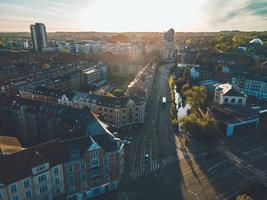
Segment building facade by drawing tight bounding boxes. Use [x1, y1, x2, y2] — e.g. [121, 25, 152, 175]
[0, 96, 108, 146]
[58, 92, 145, 129]
[82, 65, 107, 88]
[0, 134, 124, 200]
[0, 140, 65, 200]
[231, 75, 267, 100]
[61, 135, 124, 200]
[127, 61, 158, 100]
[214, 83, 247, 105]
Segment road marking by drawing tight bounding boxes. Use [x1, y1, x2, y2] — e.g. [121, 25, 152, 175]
[207, 160, 227, 172]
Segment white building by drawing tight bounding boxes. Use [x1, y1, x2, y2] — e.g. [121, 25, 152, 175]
[214, 83, 247, 105]
[82, 65, 107, 87]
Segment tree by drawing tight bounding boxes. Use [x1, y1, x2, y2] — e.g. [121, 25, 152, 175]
[59, 47, 70, 53]
[105, 92, 116, 97]
[183, 66, 191, 84]
[183, 86, 207, 111]
[111, 89, 125, 97]
[236, 194, 253, 200]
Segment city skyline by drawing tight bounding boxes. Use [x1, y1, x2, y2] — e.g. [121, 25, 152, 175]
[0, 0, 267, 32]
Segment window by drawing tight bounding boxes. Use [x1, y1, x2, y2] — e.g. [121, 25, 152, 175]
[39, 185, 48, 194]
[80, 162, 85, 170]
[12, 196, 19, 200]
[10, 184, 17, 193]
[90, 151, 98, 158]
[231, 98, 236, 104]
[104, 155, 109, 165]
[91, 158, 99, 168]
[24, 179, 30, 188]
[68, 185, 75, 193]
[104, 175, 109, 182]
[224, 98, 228, 103]
[53, 167, 59, 175]
[238, 99, 243, 104]
[56, 188, 61, 195]
[70, 149, 80, 160]
[37, 165, 45, 172]
[104, 166, 109, 175]
[38, 174, 47, 183]
[80, 172, 86, 181]
[91, 168, 99, 177]
[25, 190, 32, 199]
[40, 195, 49, 200]
[67, 166, 73, 173]
[68, 175, 74, 184]
[55, 177, 60, 185]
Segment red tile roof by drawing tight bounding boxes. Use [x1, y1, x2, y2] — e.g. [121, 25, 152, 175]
[0, 139, 64, 185]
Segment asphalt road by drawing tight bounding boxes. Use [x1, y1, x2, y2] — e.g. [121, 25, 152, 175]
[118, 64, 267, 200]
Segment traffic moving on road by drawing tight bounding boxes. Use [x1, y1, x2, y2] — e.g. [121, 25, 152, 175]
[119, 63, 267, 200]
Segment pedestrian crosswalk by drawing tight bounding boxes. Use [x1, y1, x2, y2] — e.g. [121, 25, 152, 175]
[117, 192, 138, 200]
[130, 150, 190, 180]
[223, 149, 267, 183]
[245, 164, 267, 181]
[224, 151, 243, 165]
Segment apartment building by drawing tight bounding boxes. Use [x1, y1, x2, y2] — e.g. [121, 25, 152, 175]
[58, 92, 145, 129]
[19, 86, 64, 104]
[108, 64, 142, 78]
[231, 74, 267, 100]
[0, 96, 108, 146]
[0, 133, 124, 200]
[61, 134, 124, 199]
[82, 65, 107, 88]
[0, 140, 65, 200]
[127, 61, 158, 100]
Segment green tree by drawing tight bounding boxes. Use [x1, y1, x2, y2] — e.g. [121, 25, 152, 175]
[59, 47, 70, 53]
[236, 194, 253, 200]
[183, 66, 191, 84]
[111, 89, 125, 97]
[183, 86, 207, 111]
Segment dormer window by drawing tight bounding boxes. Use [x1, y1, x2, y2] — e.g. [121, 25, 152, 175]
[70, 149, 80, 160]
[37, 164, 46, 172]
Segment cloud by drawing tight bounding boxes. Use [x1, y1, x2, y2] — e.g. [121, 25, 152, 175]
[0, 1, 85, 31]
[205, 0, 267, 27]
[245, 0, 267, 16]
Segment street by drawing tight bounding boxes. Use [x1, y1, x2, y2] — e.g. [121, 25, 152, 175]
[119, 64, 267, 200]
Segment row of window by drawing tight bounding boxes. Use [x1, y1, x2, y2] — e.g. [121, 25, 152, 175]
[0, 189, 32, 200]
[67, 165, 109, 184]
[8, 166, 60, 196]
[224, 98, 243, 104]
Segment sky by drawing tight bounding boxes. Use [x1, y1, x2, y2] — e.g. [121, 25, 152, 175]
[0, 0, 267, 32]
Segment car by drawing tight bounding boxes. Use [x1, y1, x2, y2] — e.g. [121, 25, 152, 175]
[122, 140, 131, 145]
[145, 154, 150, 162]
